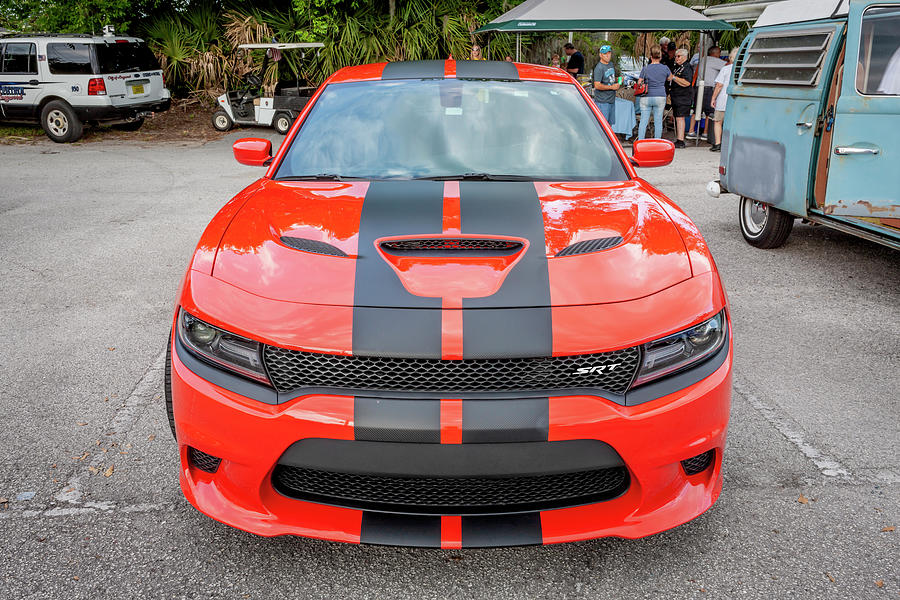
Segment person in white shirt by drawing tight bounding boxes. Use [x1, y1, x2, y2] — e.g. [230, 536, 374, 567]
[709, 48, 738, 152]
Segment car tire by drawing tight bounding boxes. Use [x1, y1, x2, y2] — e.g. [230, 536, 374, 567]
[40, 100, 84, 143]
[739, 196, 794, 249]
[212, 110, 233, 132]
[164, 332, 177, 440]
[112, 118, 145, 132]
[273, 111, 293, 135]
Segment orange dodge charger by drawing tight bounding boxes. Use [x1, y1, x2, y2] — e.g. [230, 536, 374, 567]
[166, 59, 732, 547]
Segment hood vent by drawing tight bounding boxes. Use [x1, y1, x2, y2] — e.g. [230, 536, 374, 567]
[381, 238, 522, 254]
[556, 236, 624, 257]
[280, 236, 348, 257]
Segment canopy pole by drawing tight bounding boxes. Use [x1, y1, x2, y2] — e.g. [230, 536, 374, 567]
[694, 32, 709, 147]
[568, 31, 573, 43]
[516, 33, 521, 62]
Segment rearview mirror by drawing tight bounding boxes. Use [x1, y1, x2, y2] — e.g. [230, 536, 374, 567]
[233, 138, 272, 167]
[632, 139, 674, 168]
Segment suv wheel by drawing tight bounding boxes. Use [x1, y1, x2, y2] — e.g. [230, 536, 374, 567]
[739, 196, 794, 249]
[273, 111, 293, 135]
[212, 109, 233, 132]
[112, 118, 145, 132]
[41, 100, 84, 143]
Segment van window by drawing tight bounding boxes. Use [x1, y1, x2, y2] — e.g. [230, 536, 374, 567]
[1, 42, 37, 74]
[739, 29, 833, 85]
[94, 41, 160, 74]
[856, 5, 900, 95]
[47, 43, 94, 75]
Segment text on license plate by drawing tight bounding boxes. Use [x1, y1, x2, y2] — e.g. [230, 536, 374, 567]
[132, 84, 144, 94]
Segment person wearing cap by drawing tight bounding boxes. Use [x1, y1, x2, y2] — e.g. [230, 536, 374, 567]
[592, 44, 620, 126]
[661, 41, 677, 70]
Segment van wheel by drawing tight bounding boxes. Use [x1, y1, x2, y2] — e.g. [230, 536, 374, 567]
[164, 332, 177, 440]
[212, 110, 233, 131]
[273, 111, 293, 135]
[112, 118, 144, 132]
[41, 100, 83, 143]
[739, 196, 794, 249]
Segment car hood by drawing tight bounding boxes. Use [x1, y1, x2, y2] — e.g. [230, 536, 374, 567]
[212, 179, 692, 308]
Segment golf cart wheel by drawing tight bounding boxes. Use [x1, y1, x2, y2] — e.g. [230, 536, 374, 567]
[273, 111, 293, 135]
[739, 196, 794, 249]
[212, 110, 233, 132]
[112, 118, 145, 132]
[40, 100, 83, 143]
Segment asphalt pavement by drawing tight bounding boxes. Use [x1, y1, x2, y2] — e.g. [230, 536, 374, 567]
[0, 131, 897, 599]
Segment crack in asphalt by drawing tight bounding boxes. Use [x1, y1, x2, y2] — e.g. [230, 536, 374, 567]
[52, 348, 167, 506]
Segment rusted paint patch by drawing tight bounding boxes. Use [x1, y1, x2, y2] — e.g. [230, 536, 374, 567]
[826, 199, 899, 218]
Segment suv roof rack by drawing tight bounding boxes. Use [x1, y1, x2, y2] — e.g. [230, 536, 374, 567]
[0, 33, 98, 38]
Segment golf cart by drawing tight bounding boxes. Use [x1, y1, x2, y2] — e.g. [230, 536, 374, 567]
[211, 42, 323, 135]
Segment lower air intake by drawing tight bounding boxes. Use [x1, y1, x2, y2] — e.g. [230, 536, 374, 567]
[188, 447, 222, 473]
[681, 449, 715, 475]
[272, 465, 629, 514]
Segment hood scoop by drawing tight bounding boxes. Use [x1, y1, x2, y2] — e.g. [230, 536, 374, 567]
[280, 236, 348, 257]
[380, 238, 523, 255]
[556, 236, 624, 257]
[376, 235, 529, 299]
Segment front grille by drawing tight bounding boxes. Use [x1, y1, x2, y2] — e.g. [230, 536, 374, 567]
[188, 447, 221, 473]
[263, 346, 640, 395]
[272, 465, 629, 514]
[381, 238, 522, 252]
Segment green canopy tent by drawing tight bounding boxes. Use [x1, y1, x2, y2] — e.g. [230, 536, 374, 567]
[475, 0, 734, 61]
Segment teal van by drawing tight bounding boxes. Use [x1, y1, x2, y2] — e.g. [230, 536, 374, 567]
[709, 0, 899, 250]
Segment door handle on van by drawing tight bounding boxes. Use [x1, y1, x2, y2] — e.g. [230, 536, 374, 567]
[796, 121, 813, 129]
[834, 146, 879, 156]
[29, 79, 39, 86]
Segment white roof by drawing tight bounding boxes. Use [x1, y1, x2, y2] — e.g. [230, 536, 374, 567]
[754, 0, 848, 27]
[238, 43, 324, 50]
[698, 0, 784, 23]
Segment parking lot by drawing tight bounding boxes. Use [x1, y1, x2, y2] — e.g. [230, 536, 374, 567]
[1, 133, 897, 599]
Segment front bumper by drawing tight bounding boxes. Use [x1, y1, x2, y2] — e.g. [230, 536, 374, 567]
[170, 327, 732, 547]
[74, 98, 171, 122]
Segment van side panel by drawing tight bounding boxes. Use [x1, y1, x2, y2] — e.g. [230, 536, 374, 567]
[721, 23, 845, 217]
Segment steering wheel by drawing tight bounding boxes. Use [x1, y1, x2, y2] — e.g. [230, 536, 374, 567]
[242, 73, 262, 89]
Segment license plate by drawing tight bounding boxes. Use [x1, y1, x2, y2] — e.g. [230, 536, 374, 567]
[132, 84, 144, 94]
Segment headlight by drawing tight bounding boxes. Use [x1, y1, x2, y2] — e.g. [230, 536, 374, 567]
[632, 310, 727, 387]
[177, 309, 270, 384]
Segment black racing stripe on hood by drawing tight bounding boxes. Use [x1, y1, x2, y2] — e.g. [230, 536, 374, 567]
[360, 512, 441, 547]
[352, 181, 442, 358]
[381, 60, 446, 80]
[455, 60, 520, 80]
[459, 182, 552, 358]
[462, 513, 542, 547]
[462, 398, 549, 443]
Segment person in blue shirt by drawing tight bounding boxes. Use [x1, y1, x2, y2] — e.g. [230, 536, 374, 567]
[592, 45, 620, 126]
[636, 47, 673, 140]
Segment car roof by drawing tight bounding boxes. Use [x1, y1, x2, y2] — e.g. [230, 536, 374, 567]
[326, 60, 575, 85]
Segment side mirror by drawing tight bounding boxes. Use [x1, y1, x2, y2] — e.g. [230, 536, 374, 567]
[632, 139, 674, 168]
[233, 138, 272, 167]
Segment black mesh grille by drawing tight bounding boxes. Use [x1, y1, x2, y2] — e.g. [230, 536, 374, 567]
[263, 346, 640, 395]
[272, 465, 629, 514]
[280, 236, 347, 257]
[681, 450, 715, 475]
[188, 447, 221, 473]
[556, 236, 624, 256]
[381, 238, 522, 252]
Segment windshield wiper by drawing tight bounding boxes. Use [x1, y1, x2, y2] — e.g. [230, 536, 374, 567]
[276, 174, 369, 181]
[414, 173, 534, 181]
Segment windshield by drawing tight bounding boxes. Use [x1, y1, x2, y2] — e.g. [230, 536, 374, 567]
[275, 79, 628, 181]
[94, 42, 159, 73]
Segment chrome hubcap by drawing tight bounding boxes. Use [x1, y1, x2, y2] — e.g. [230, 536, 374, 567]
[742, 198, 768, 235]
[277, 117, 289, 131]
[47, 110, 68, 136]
[215, 115, 228, 129]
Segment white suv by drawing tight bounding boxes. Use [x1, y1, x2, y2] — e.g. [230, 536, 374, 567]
[0, 33, 171, 142]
